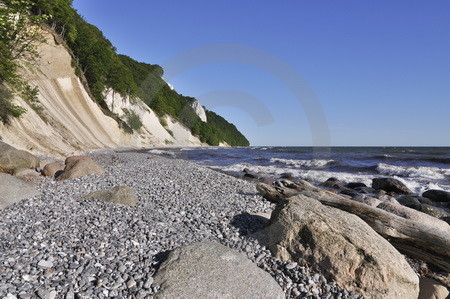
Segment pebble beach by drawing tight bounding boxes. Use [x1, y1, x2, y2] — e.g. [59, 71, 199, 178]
[0, 150, 360, 299]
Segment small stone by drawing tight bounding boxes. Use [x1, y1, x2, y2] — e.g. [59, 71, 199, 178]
[37, 259, 53, 269]
[285, 262, 297, 270]
[18, 293, 31, 299]
[118, 265, 126, 273]
[48, 291, 57, 299]
[65, 290, 74, 299]
[36, 289, 49, 299]
[313, 273, 320, 282]
[126, 278, 136, 288]
[143, 276, 154, 289]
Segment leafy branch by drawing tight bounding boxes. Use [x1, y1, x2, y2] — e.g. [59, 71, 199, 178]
[0, 0, 48, 124]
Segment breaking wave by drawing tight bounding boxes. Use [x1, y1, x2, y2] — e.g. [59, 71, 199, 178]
[376, 163, 450, 180]
[269, 158, 335, 168]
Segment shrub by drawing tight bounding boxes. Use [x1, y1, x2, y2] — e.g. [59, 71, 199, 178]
[159, 117, 167, 127]
[125, 110, 143, 132]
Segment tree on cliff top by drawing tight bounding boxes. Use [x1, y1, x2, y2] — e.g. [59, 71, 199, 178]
[0, 0, 47, 123]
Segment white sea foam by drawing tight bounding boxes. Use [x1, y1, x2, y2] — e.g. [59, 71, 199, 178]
[216, 163, 374, 186]
[270, 158, 334, 168]
[215, 163, 450, 194]
[376, 163, 450, 180]
[148, 149, 176, 157]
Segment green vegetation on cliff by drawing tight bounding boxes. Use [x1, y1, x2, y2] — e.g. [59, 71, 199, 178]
[0, 0, 47, 123]
[0, 0, 249, 146]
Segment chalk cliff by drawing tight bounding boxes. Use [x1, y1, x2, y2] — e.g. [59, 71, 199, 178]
[0, 29, 203, 157]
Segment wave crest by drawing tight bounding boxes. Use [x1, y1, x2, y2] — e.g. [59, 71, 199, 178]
[270, 158, 334, 168]
[376, 163, 450, 180]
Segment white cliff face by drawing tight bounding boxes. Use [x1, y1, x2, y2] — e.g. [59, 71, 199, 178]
[103, 89, 203, 146]
[189, 99, 207, 122]
[0, 29, 202, 157]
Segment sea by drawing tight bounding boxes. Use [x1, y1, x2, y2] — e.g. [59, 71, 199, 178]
[147, 147, 450, 195]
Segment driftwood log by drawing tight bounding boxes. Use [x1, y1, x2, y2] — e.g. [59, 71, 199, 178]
[257, 182, 450, 272]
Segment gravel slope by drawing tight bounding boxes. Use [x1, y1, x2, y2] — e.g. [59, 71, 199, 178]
[0, 151, 359, 298]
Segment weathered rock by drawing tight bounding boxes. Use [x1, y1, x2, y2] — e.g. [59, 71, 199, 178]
[417, 196, 435, 205]
[243, 172, 264, 179]
[0, 173, 40, 210]
[423, 190, 450, 203]
[418, 277, 449, 299]
[376, 202, 450, 233]
[42, 162, 65, 177]
[153, 241, 284, 299]
[326, 177, 339, 182]
[280, 172, 296, 180]
[56, 156, 104, 181]
[81, 185, 137, 206]
[260, 177, 273, 185]
[0, 142, 40, 173]
[339, 188, 358, 197]
[419, 204, 450, 219]
[242, 168, 251, 173]
[355, 187, 376, 194]
[254, 195, 420, 298]
[397, 195, 422, 210]
[321, 177, 342, 189]
[13, 168, 41, 184]
[377, 195, 401, 205]
[352, 194, 382, 207]
[372, 177, 413, 194]
[346, 182, 367, 189]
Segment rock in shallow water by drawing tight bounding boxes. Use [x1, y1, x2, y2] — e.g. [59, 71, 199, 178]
[153, 241, 284, 299]
[372, 177, 412, 194]
[422, 189, 450, 203]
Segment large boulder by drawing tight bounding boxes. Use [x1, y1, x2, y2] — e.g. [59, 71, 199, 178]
[81, 185, 137, 206]
[376, 202, 450, 233]
[418, 277, 449, 299]
[419, 204, 450, 219]
[153, 241, 284, 299]
[56, 156, 104, 181]
[42, 161, 65, 177]
[13, 168, 41, 185]
[422, 190, 450, 203]
[255, 195, 419, 298]
[397, 195, 422, 210]
[372, 177, 413, 194]
[0, 142, 40, 173]
[346, 182, 367, 189]
[0, 173, 40, 210]
[351, 194, 382, 207]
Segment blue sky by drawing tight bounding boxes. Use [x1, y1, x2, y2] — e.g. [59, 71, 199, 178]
[73, 0, 450, 146]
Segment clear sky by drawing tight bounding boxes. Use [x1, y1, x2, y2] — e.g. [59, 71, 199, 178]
[73, 0, 450, 146]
